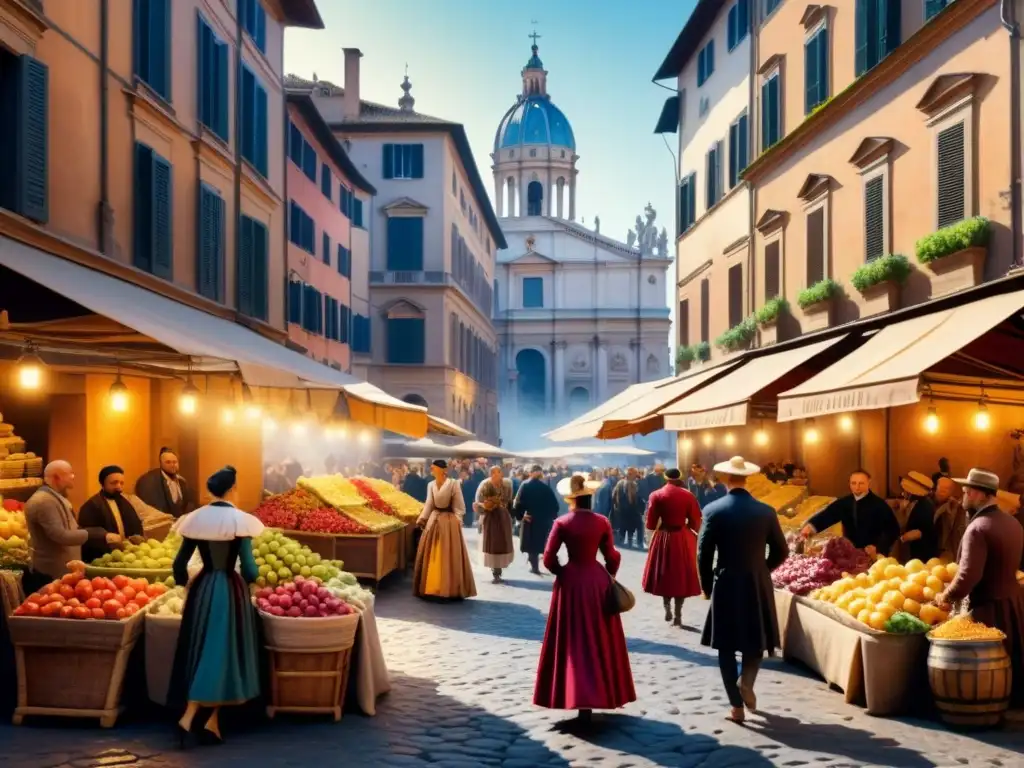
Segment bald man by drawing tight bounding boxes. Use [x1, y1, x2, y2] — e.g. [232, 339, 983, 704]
[933, 476, 968, 560]
[23, 461, 119, 592]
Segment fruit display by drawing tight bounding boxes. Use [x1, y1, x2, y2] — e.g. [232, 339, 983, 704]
[254, 575, 356, 618]
[90, 532, 181, 570]
[885, 611, 931, 634]
[298, 508, 370, 534]
[325, 571, 373, 611]
[13, 565, 169, 619]
[350, 477, 422, 522]
[779, 496, 834, 530]
[254, 489, 371, 534]
[150, 587, 186, 616]
[760, 484, 806, 514]
[0, 497, 29, 568]
[810, 556, 955, 631]
[772, 537, 872, 595]
[928, 614, 1005, 641]
[746, 473, 779, 498]
[252, 528, 346, 587]
[298, 475, 367, 508]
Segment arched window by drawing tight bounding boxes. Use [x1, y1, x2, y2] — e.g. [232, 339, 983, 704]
[569, 387, 590, 416]
[385, 301, 426, 364]
[516, 349, 546, 415]
[527, 181, 543, 216]
[646, 354, 660, 375]
[402, 393, 428, 408]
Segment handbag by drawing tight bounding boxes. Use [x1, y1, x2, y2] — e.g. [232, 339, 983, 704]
[606, 575, 636, 615]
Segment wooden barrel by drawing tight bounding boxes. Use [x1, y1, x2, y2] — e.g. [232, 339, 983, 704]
[927, 636, 1012, 728]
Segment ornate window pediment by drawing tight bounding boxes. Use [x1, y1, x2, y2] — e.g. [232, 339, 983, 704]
[381, 298, 425, 319]
[755, 209, 787, 235]
[915, 73, 982, 119]
[799, 4, 828, 29]
[796, 173, 833, 202]
[382, 197, 429, 217]
[848, 137, 895, 170]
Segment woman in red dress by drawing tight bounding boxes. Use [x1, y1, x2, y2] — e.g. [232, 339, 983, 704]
[534, 474, 636, 723]
[642, 468, 702, 626]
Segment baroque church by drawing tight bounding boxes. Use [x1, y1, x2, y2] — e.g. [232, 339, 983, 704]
[492, 39, 673, 448]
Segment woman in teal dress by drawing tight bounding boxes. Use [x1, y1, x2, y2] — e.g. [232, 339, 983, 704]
[169, 466, 264, 745]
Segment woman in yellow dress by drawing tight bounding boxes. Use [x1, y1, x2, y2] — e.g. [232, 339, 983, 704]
[412, 460, 477, 600]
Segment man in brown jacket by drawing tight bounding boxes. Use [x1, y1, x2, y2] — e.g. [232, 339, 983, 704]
[23, 460, 119, 593]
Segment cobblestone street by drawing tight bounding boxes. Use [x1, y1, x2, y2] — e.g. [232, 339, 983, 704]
[3, 532, 1022, 767]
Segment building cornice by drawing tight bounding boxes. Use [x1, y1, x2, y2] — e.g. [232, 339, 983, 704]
[677, 259, 713, 288]
[741, 0, 996, 184]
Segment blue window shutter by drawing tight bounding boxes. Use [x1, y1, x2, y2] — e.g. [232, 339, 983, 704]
[879, 0, 901, 58]
[255, 82, 268, 176]
[289, 123, 302, 165]
[408, 217, 423, 269]
[152, 0, 171, 100]
[252, 218, 268, 320]
[323, 231, 330, 265]
[237, 216, 254, 316]
[198, 185, 221, 300]
[133, 143, 154, 272]
[382, 144, 394, 179]
[322, 162, 331, 199]
[288, 279, 302, 323]
[151, 153, 172, 279]
[387, 318, 426, 364]
[197, 17, 208, 125]
[855, 0, 870, 75]
[304, 212, 315, 253]
[388, 217, 424, 270]
[215, 40, 228, 138]
[353, 198, 363, 227]
[738, 114, 748, 172]
[707, 39, 714, 78]
[411, 144, 424, 178]
[925, 0, 946, 20]
[255, 2, 266, 52]
[728, 123, 738, 188]
[16, 55, 49, 224]
[323, 295, 330, 338]
[727, 6, 736, 49]
[687, 173, 696, 225]
[133, 0, 144, 82]
[804, 35, 819, 114]
[817, 28, 829, 107]
[337, 243, 343, 274]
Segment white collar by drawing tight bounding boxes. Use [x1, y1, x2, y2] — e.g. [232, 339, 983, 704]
[173, 501, 264, 541]
[853, 492, 869, 501]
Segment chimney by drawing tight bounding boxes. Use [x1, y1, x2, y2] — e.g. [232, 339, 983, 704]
[343, 48, 362, 120]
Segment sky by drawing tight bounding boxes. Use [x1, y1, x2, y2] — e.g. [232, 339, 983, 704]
[283, 0, 697, 251]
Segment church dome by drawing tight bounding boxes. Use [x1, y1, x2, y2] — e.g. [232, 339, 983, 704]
[495, 97, 576, 152]
[493, 41, 575, 153]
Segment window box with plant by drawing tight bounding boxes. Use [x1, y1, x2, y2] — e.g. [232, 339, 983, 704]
[675, 342, 711, 372]
[851, 253, 909, 316]
[915, 216, 990, 298]
[797, 278, 840, 332]
[715, 316, 756, 353]
[755, 296, 788, 346]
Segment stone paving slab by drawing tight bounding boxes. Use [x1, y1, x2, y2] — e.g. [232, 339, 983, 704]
[1, 531, 1022, 767]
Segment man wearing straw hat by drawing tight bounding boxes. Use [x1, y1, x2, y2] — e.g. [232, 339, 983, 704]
[936, 468, 1024, 710]
[894, 471, 939, 563]
[697, 456, 788, 725]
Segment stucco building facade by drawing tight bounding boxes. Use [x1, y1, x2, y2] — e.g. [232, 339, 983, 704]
[493, 42, 673, 449]
[285, 51, 506, 442]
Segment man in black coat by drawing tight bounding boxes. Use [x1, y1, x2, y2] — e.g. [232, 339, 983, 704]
[78, 465, 144, 564]
[401, 464, 429, 503]
[698, 456, 788, 724]
[134, 447, 194, 518]
[512, 465, 560, 574]
[801, 468, 900, 557]
[639, 464, 667, 509]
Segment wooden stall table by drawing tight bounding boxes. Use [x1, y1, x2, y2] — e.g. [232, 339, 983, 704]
[774, 590, 928, 716]
[283, 528, 404, 587]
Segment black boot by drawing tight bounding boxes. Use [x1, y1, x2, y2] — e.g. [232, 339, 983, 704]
[663, 597, 672, 622]
[673, 597, 683, 627]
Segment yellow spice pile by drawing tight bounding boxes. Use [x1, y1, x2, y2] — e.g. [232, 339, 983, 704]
[929, 615, 1004, 641]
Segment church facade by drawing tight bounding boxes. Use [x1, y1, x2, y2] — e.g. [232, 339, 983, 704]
[492, 41, 673, 447]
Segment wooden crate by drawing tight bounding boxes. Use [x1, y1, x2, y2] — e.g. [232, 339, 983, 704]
[282, 527, 404, 584]
[266, 645, 353, 721]
[8, 611, 145, 727]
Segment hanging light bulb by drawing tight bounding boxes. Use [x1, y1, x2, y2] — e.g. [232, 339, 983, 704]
[839, 415, 854, 432]
[221, 407, 236, 425]
[290, 421, 308, 437]
[178, 379, 200, 416]
[358, 429, 372, 445]
[680, 437, 693, 451]
[804, 419, 819, 444]
[724, 432, 736, 447]
[974, 399, 991, 431]
[702, 433, 714, 447]
[264, 417, 278, 434]
[754, 430, 769, 447]
[16, 345, 44, 390]
[924, 405, 940, 434]
[108, 372, 129, 413]
[336, 424, 349, 441]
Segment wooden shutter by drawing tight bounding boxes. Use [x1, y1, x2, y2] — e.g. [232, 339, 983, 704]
[198, 185, 222, 300]
[855, 0, 870, 74]
[252, 219, 268, 320]
[728, 264, 743, 327]
[878, 0, 901, 59]
[738, 113, 748, 173]
[133, 144, 153, 272]
[804, 33, 819, 114]
[411, 144, 425, 178]
[678, 299, 689, 346]
[937, 121, 965, 228]
[728, 121, 738, 188]
[864, 176, 885, 261]
[764, 241, 780, 300]
[806, 208, 825, 285]
[16, 55, 48, 224]
[323, 232, 330, 265]
[700, 278, 710, 343]
[255, 82, 268, 176]
[237, 216, 254, 317]
[151, 153, 172, 279]
[382, 144, 394, 179]
[288, 279, 302, 324]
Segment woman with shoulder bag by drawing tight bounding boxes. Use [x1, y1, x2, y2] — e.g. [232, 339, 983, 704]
[533, 474, 636, 725]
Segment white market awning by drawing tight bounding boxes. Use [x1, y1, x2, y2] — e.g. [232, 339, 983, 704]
[776, 289, 1024, 422]
[517, 445, 655, 459]
[543, 376, 676, 442]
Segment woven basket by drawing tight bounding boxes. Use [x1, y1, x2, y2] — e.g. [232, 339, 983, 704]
[257, 607, 359, 651]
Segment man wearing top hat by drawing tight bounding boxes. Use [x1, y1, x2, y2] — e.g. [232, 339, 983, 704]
[936, 468, 1024, 710]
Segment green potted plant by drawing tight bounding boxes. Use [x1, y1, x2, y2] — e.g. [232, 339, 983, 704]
[715, 316, 757, 353]
[675, 344, 696, 373]
[915, 216, 990, 297]
[693, 341, 711, 362]
[755, 297, 789, 346]
[850, 253, 910, 316]
[797, 278, 841, 332]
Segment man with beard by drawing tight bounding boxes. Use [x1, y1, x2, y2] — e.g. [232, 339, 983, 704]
[613, 467, 646, 548]
[78, 465, 145, 563]
[512, 465, 560, 574]
[135, 447, 194, 518]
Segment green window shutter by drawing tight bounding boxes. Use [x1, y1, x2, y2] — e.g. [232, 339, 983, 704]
[198, 185, 223, 300]
[252, 219, 268, 320]
[255, 82, 268, 177]
[16, 55, 49, 224]
[878, 0, 901, 59]
[382, 144, 394, 179]
[237, 216, 254, 316]
[151, 153, 173, 280]
[411, 144, 425, 178]
[855, 0, 870, 75]
[804, 34, 819, 114]
[133, 144, 153, 272]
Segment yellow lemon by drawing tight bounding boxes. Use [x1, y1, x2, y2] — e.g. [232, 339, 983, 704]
[919, 604, 943, 626]
[925, 557, 944, 569]
[883, 590, 906, 610]
[888, 576, 904, 589]
[903, 598, 922, 616]
[905, 559, 926, 574]
[883, 564, 907, 580]
[848, 598, 867, 616]
[911, 571, 930, 587]
[868, 611, 889, 631]
[922, 586, 936, 603]
[857, 608, 872, 625]
[900, 581, 925, 601]
[945, 562, 959, 580]
[925, 575, 944, 593]
[875, 603, 896, 619]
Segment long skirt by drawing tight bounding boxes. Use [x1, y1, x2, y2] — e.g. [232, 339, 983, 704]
[169, 568, 261, 706]
[971, 589, 1024, 708]
[480, 507, 515, 569]
[641, 529, 701, 598]
[534, 561, 636, 710]
[412, 512, 477, 599]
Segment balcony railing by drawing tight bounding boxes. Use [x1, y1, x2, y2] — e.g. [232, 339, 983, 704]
[370, 270, 492, 317]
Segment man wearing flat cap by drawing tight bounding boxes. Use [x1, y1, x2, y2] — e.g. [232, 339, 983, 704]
[78, 465, 145, 563]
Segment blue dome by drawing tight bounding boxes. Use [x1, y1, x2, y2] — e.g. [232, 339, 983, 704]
[494, 96, 576, 152]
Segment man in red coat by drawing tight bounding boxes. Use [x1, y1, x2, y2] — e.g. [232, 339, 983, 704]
[642, 468, 703, 627]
